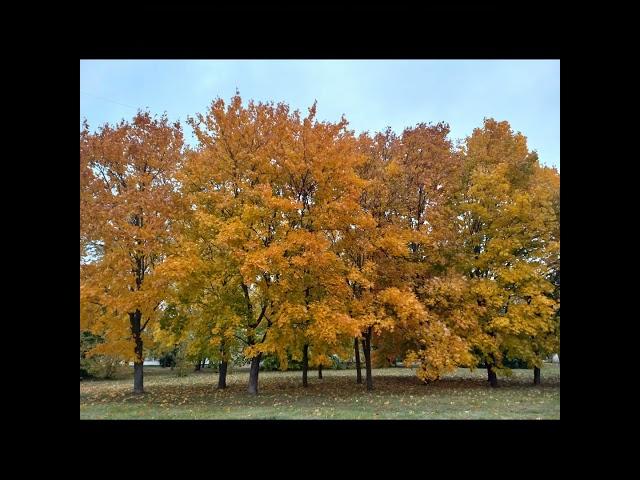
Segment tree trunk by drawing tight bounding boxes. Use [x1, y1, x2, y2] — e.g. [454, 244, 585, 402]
[533, 366, 541, 385]
[194, 361, 201, 372]
[130, 310, 144, 394]
[354, 337, 362, 384]
[302, 343, 309, 387]
[362, 328, 373, 391]
[133, 361, 144, 394]
[218, 360, 228, 389]
[318, 364, 323, 379]
[487, 363, 498, 388]
[247, 353, 262, 395]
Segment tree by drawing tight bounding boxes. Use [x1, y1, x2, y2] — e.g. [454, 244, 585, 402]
[340, 128, 414, 390]
[80, 112, 184, 394]
[80, 99, 559, 395]
[451, 119, 559, 387]
[349, 124, 468, 389]
[183, 95, 291, 395]
[263, 102, 363, 387]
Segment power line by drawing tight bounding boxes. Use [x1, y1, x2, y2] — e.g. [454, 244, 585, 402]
[80, 91, 138, 110]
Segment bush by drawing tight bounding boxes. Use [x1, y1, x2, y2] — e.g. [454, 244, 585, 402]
[159, 351, 176, 368]
[331, 355, 347, 370]
[260, 353, 304, 371]
[80, 331, 103, 379]
[173, 349, 191, 377]
[476, 355, 530, 369]
[82, 355, 126, 379]
[260, 354, 280, 371]
[502, 356, 529, 369]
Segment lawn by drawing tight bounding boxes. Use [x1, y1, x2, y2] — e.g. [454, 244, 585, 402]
[80, 363, 560, 420]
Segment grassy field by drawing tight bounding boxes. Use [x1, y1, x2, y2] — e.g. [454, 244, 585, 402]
[80, 363, 559, 420]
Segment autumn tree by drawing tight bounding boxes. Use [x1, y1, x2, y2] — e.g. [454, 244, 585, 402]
[452, 119, 559, 387]
[265, 102, 364, 387]
[158, 146, 251, 389]
[182, 95, 300, 395]
[80, 98, 559, 395]
[505, 164, 560, 384]
[80, 112, 184, 394]
[349, 125, 469, 389]
[341, 128, 417, 390]
[377, 123, 477, 383]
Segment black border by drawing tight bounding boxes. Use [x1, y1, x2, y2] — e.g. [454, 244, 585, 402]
[73, 2, 570, 453]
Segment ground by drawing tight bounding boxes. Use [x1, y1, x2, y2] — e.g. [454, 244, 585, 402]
[80, 363, 560, 420]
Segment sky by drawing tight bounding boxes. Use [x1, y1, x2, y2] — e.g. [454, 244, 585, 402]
[80, 60, 560, 170]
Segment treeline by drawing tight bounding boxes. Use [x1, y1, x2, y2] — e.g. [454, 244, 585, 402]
[80, 95, 559, 395]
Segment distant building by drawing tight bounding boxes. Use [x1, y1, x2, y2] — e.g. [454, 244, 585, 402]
[128, 358, 160, 366]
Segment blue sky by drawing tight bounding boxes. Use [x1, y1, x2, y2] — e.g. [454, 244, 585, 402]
[80, 60, 559, 169]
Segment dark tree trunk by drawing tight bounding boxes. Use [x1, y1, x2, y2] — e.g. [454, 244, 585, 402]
[533, 366, 541, 385]
[218, 339, 227, 388]
[302, 343, 309, 387]
[247, 353, 262, 395]
[487, 363, 498, 388]
[130, 309, 144, 394]
[362, 328, 373, 391]
[201, 359, 206, 369]
[133, 361, 144, 394]
[195, 361, 201, 371]
[318, 364, 323, 379]
[354, 337, 362, 384]
[218, 360, 228, 389]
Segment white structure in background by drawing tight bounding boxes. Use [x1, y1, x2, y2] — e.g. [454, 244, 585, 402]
[552, 354, 560, 363]
[128, 358, 160, 366]
[128, 358, 211, 366]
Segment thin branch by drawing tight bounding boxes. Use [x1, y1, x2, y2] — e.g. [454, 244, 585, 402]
[234, 334, 249, 346]
[141, 317, 150, 332]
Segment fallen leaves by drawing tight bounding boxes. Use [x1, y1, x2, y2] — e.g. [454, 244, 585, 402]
[80, 365, 560, 419]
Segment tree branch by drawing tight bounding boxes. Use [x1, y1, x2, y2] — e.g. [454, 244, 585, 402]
[234, 334, 249, 346]
[141, 317, 150, 332]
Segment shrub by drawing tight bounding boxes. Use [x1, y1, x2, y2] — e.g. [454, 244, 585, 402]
[502, 356, 529, 369]
[331, 354, 347, 370]
[260, 354, 280, 371]
[476, 355, 530, 369]
[159, 351, 176, 368]
[260, 353, 304, 371]
[82, 355, 126, 379]
[173, 348, 191, 377]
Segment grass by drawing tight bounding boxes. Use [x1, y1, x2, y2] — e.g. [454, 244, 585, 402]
[80, 363, 559, 420]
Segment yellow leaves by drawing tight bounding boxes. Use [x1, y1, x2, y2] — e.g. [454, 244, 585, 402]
[81, 97, 559, 388]
[243, 345, 263, 359]
[376, 287, 427, 329]
[347, 267, 373, 289]
[307, 302, 355, 343]
[491, 316, 511, 330]
[374, 233, 407, 258]
[407, 318, 474, 383]
[278, 302, 307, 326]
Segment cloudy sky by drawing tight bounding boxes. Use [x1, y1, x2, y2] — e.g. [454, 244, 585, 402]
[80, 60, 560, 169]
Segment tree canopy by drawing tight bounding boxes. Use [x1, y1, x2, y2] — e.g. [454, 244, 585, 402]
[80, 96, 559, 394]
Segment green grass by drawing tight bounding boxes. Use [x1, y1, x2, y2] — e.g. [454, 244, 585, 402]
[80, 363, 559, 420]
